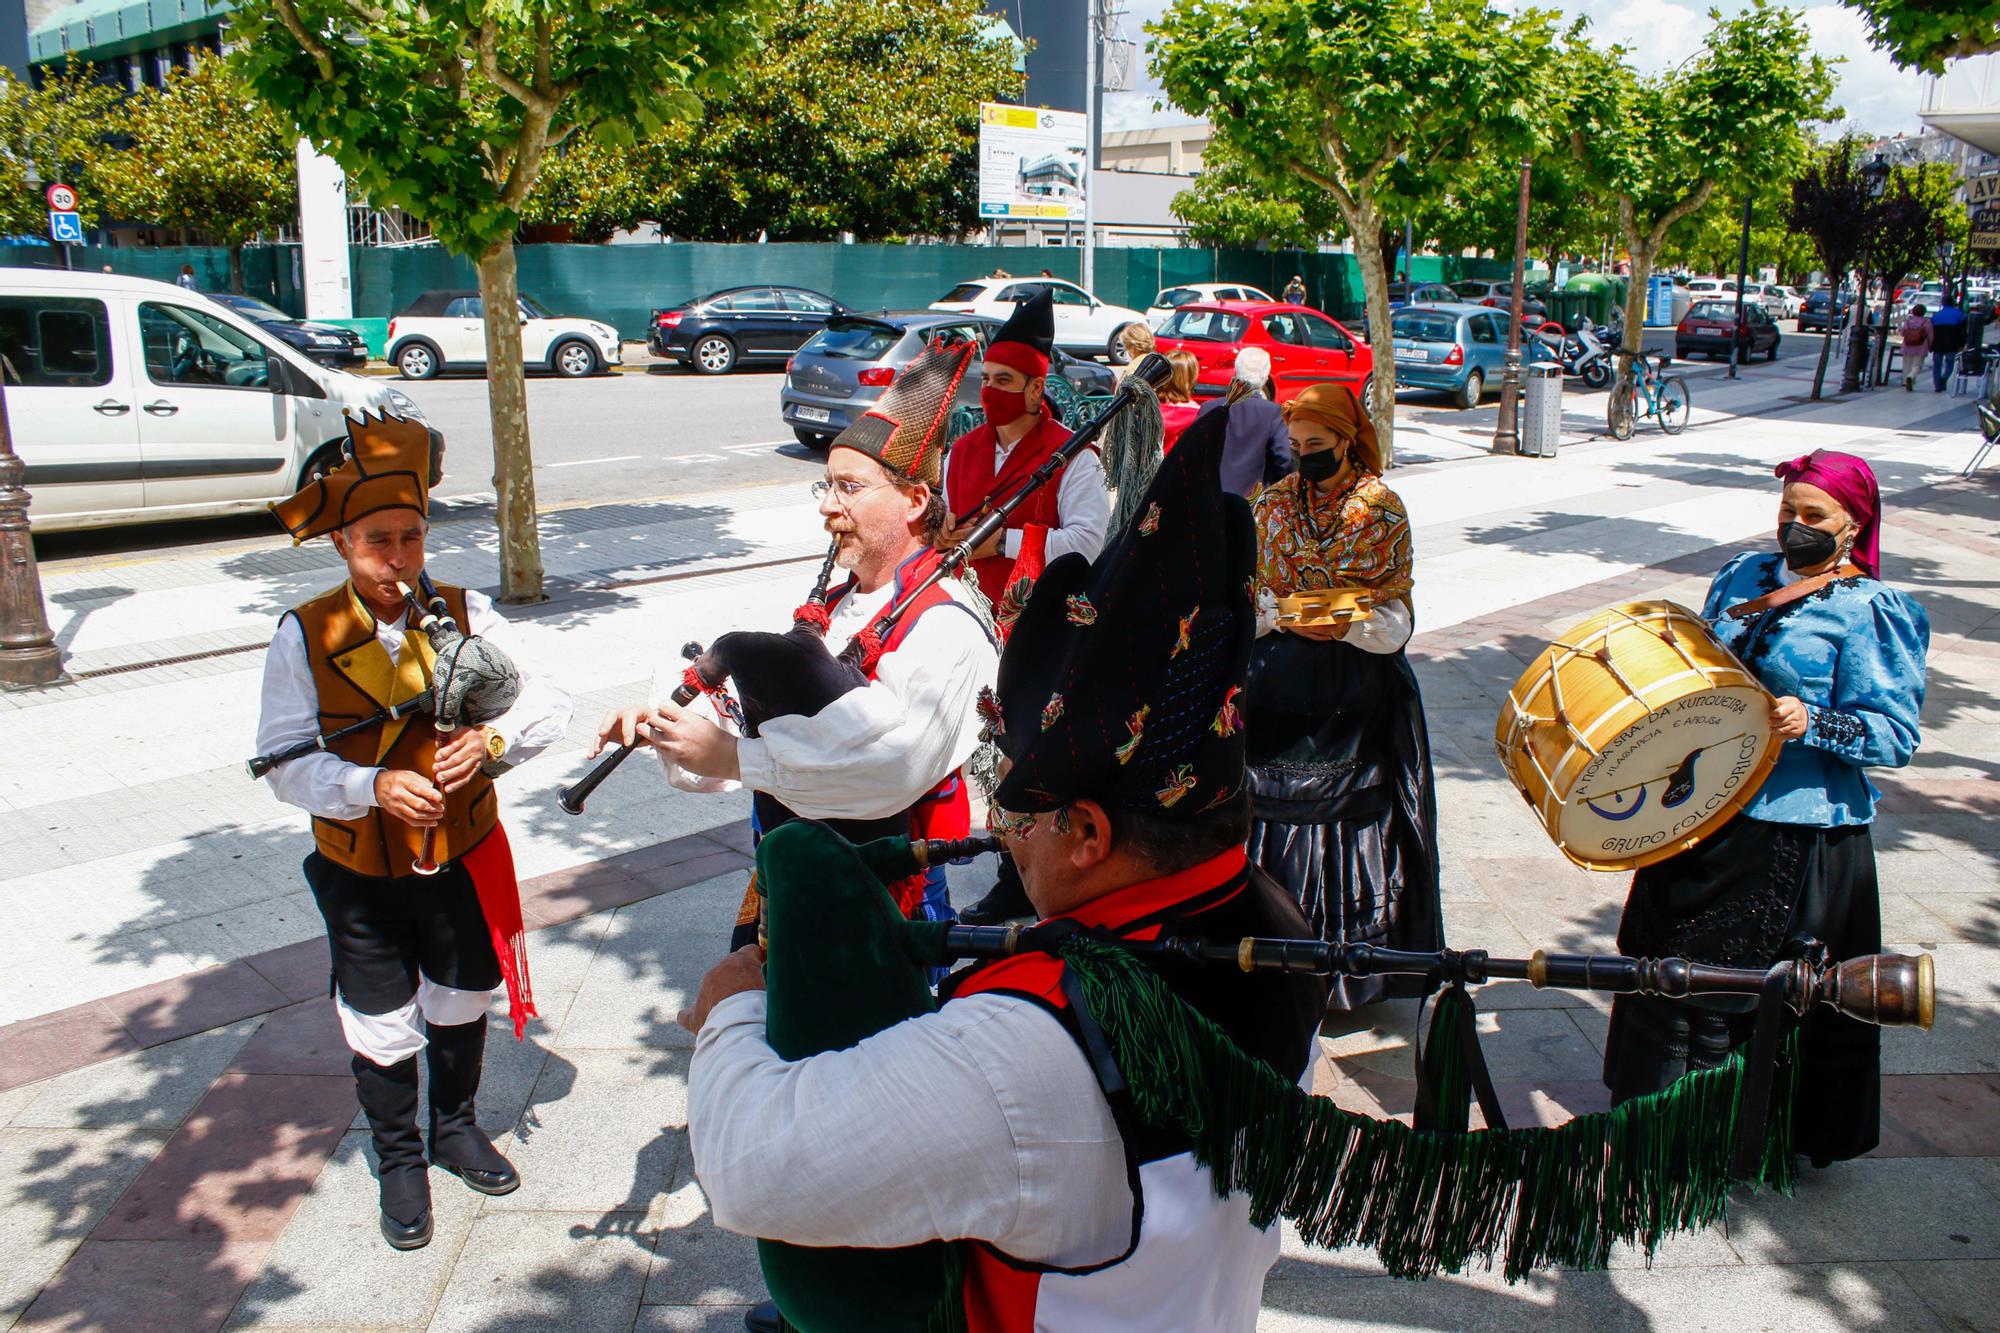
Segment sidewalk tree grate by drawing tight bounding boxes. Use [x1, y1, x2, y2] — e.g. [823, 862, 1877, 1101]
[70, 641, 267, 680]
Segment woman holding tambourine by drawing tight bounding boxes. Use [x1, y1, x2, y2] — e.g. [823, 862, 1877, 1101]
[1603, 449, 1929, 1165]
[1243, 383, 1443, 1010]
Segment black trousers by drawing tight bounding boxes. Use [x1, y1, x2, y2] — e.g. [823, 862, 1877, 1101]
[303, 852, 500, 1016]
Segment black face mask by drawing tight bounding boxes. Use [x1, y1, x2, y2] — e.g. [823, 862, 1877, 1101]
[1297, 448, 1345, 484]
[1778, 520, 1840, 572]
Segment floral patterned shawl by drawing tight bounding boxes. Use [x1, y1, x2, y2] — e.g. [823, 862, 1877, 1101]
[1251, 470, 1413, 609]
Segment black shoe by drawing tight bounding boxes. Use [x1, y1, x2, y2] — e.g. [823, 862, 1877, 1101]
[353, 1053, 434, 1252]
[743, 1301, 782, 1333]
[380, 1204, 434, 1250]
[435, 1157, 520, 1196]
[957, 857, 1033, 926]
[425, 1015, 519, 1195]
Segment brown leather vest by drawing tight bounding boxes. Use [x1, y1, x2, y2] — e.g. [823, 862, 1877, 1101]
[291, 582, 497, 879]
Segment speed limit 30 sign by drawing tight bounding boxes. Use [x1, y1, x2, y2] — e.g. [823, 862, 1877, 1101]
[45, 183, 78, 212]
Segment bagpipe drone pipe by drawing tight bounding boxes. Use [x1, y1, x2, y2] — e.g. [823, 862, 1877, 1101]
[744, 822, 1936, 1332]
[556, 352, 1177, 819]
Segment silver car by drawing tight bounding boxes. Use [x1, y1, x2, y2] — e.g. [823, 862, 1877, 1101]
[780, 310, 1117, 449]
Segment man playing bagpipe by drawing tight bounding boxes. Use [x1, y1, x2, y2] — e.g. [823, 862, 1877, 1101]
[596, 342, 1000, 936]
[254, 415, 572, 1250]
[680, 412, 1329, 1331]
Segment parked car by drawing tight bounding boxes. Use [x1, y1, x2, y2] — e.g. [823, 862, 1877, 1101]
[387, 290, 620, 380]
[2, 270, 437, 533]
[1145, 283, 1274, 328]
[1767, 285, 1804, 319]
[203, 293, 368, 368]
[1152, 301, 1373, 403]
[779, 310, 1116, 449]
[1388, 282, 1459, 309]
[1389, 303, 1558, 409]
[1684, 277, 1732, 300]
[1451, 280, 1550, 324]
[1797, 287, 1851, 332]
[649, 285, 847, 375]
[1676, 298, 1782, 361]
[931, 277, 1150, 363]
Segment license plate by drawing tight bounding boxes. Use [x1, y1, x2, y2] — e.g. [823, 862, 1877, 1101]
[795, 406, 830, 424]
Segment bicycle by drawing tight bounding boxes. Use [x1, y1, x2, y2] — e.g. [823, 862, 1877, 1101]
[1607, 353, 1691, 439]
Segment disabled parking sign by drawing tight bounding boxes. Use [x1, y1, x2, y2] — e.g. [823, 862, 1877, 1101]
[48, 211, 83, 244]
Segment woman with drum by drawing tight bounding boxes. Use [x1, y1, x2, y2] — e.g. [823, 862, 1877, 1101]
[1603, 449, 1929, 1166]
[1243, 383, 1443, 1009]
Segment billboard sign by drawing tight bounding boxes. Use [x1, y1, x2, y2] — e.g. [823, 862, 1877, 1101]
[1971, 175, 2000, 253]
[978, 103, 1086, 221]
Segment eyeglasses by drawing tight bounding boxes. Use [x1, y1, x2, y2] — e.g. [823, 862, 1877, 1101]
[811, 478, 895, 509]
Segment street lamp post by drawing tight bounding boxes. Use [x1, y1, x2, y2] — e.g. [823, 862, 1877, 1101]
[1938, 239, 1956, 304]
[1728, 195, 1752, 381]
[1492, 157, 1532, 455]
[1841, 153, 1891, 395]
[0, 384, 66, 690]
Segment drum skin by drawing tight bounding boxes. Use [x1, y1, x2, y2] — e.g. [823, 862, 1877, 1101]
[1494, 601, 1783, 872]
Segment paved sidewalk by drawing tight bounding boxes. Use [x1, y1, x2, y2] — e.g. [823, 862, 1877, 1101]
[1, 372, 1994, 1331]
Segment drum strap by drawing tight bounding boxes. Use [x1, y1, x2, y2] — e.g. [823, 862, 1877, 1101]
[1723, 563, 1864, 620]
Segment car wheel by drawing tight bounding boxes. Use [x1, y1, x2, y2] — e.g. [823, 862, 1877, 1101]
[1456, 368, 1484, 409]
[693, 335, 737, 375]
[396, 342, 440, 380]
[1106, 325, 1139, 366]
[792, 428, 833, 451]
[1767, 337, 1780, 362]
[299, 442, 345, 488]
[552, 339, 598, 378]
[1359, 373, 1375, 409]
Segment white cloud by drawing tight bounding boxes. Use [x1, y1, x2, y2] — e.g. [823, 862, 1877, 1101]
[1096, 0, 1926, 137]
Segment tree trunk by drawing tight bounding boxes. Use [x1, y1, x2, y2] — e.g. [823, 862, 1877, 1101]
[1615, 236, 1655, 431]
[1347, 192, 1395, 464]
[1809, 283, 1836, 400]
[475, 241, 545, 604]
[228, 244, 245, 296]
[1873, 283, 1897, 386]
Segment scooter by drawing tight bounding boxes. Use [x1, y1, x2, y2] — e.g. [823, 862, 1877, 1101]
[1569, 321, 1614, 389]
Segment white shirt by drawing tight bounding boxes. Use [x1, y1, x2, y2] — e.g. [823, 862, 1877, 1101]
[256, 587, 573, 819]
[728, 570, 998, 822]
[690, 989, 1134, 1266]
[945, 430, 1111, 565]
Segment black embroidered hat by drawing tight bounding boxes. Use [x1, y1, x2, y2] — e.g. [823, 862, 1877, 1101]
[986, 287, 1055, 378]
[989, 406, 1255, 818]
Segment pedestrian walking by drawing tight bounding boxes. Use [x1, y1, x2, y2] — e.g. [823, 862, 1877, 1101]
[1196, 345, 1293, 497]
[1899, 305, 1932, 391]
[1930, 293, 1967, 391]
[176, 264, 196, 290]
[1282, 274, 1308, 306]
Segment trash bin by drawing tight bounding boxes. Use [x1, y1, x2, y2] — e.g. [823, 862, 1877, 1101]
[1520, 363, 1562, 458]
[1645, 275, 1676, 327]
[1543, 290, 1589, 331]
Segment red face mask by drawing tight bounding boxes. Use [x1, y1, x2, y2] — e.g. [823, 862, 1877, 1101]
[981, 385, 1030, 428]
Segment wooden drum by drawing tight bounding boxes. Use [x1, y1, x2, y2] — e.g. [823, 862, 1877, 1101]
[1493, 600, 1784, 871]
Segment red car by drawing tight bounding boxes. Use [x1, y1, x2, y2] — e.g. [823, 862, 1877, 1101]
[1153, 301, 1373, 404]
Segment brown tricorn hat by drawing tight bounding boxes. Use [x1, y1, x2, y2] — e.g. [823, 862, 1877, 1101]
[829, 337, 976, 488]
[271, 412, 434, 543]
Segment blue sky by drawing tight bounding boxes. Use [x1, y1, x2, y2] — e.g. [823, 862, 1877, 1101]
[1102, 0, 1929, 139]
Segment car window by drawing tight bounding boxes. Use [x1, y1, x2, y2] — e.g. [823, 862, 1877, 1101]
[1468, 316, 1498, 344]
[998, 284, 1038, 303]
[1299, 311, 1351, 351]
[782, 290, 835, 315]
[930, 323, 984, 351]
[800, 323, 900, 360]
[940, 283, 986, 304]
[1049, 284, 1092, 307]
[727, 288, 785, 313]
[1157, 308, 1247, 342]
[1689, 301, 1738, 320]
[1262, 313, 1308, 346]
[0, 296, 114, 387]
[1156, 287, 1200, 308]
[443, 296, 482, 318]
[1451, 282, 1489, 299]
[1391, 310, 1456, 343]
[138, 301, 270, 389]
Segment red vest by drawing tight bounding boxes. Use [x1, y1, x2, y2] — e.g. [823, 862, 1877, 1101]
[946, 414, 1083, 605]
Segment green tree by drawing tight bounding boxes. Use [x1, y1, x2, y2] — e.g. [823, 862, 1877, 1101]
[1569, 1, 1835, 416]
[232, 0, 766, 602]
[520, 137, 651, 243]
[97, 55, 298, 293]
[1865, 167, 1955, 383]
[1840, 1, 2000, 74]
[1788, 138, 1877, 399]
[0, 61, 125, 240]
[1170, 139, 1344, 251]
[1152, 0, 1560, 459]
[1432, 152, 1611, 286]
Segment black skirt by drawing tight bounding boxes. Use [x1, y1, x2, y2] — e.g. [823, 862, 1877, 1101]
[1243, 632, 1443, 1009]
[1602, 811, 1881, 1164]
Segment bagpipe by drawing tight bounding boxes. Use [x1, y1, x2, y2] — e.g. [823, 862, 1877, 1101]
[555, 351, 1177, 817]
[744, 821, 1936, 1331]
[245, 573, 523, 872]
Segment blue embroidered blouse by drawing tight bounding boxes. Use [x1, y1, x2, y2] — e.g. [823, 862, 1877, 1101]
[1703, 552, 1929, 827]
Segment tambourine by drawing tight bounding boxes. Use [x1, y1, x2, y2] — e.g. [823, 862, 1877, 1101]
[1274, 587, 1375, 627]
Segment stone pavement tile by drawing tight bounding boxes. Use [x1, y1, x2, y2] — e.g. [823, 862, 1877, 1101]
[696, 822, 755, 857]
[0, 1004, 140, 1094]
[104, 956, 294, 1048]
[244, 939, 332, 1006]
[224, 1130, 478, 1332]
[1260, 1258, 1594, 1331]
[11, 1019, 257, 1130]
[0, 1126, 169, 1324]
[1725, 1157, 2000, 1265]
[519, 911, 616, 995]
[1336, 1006, 1605, 1085]
[1915, 940, 1999, 1007]
[0, 1078, 37, 1124]
[1880, 892, 1961, 950]
[1876, 1075, 2000, 1158]
[1884, 1001, 2000, 1075]
[227, 1002, 348, 1078]
[487, 1048, 687, 1217]
[554, 874, 745, 1054]
[95, 1072, 356, 1243]
[644, 1167, 765, 1308]
[518, 862, 650, 929]
[1895, 1258, 2000, 1333]
[16, 1238, 272, 1333]
[635, 1307, 758, 1333]
[1912, 892, 2000, 945]
[426, 1211, 654, 1333]
[1564, 1261, 1950, 1333]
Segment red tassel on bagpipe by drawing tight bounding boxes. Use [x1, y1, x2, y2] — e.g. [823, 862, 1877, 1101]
[791, 600, 832, 635]
[852, 626, 887, 677]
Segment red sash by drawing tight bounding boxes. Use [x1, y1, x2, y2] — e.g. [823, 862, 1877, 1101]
[946, 415, 1079, 605]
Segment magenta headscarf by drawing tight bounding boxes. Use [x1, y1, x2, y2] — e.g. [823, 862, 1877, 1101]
[1774, 450, 1879, 577]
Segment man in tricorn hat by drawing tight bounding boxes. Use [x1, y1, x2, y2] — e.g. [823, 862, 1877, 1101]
[680, 412, 1328, 1330]
[256, 415, 572, 1250]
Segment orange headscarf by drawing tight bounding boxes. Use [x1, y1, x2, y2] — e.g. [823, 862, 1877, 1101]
[1282, 383, 1381, 475]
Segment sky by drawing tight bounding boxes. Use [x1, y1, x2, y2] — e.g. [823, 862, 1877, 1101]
[1098, 0, 1931, 141]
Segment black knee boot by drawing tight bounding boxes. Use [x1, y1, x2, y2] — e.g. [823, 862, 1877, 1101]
[352, 1053, 433, 1249]
[426, 1015, 519, 1196]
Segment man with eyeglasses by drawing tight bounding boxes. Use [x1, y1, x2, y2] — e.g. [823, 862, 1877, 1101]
[594, 342, 999, 945]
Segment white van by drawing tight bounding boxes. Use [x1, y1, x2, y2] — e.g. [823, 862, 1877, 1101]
[2, 269, 437, 533]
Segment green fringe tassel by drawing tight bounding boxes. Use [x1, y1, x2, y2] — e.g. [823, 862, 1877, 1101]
[1059, 936, 1800, 1282]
